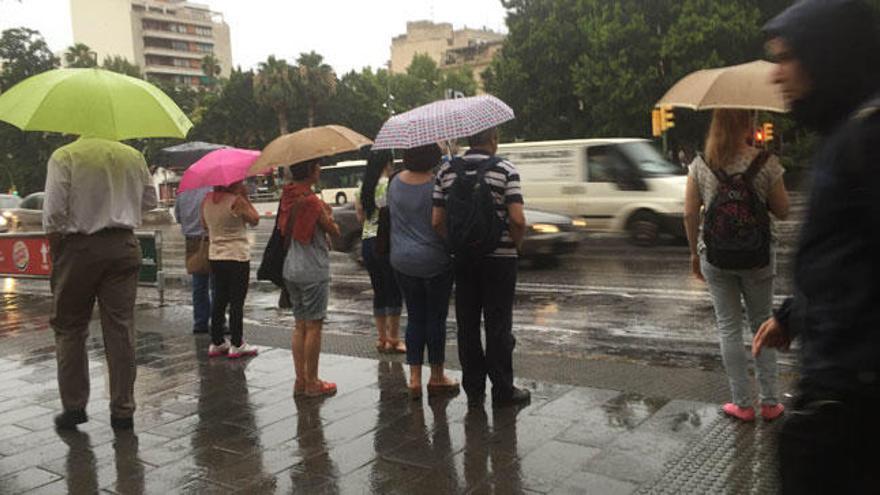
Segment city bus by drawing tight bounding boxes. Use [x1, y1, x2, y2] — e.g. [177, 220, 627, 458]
[319, 160, 366, 205]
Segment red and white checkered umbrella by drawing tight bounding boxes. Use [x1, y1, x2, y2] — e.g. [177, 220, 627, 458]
[372, 94, 515, 150]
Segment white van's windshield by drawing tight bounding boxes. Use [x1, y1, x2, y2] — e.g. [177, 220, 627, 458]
[618, 142, 683, 177]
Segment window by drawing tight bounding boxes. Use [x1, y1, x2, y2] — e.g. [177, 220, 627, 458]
[197, 43, 213, 53]
[586, 146, 630, 183]
[616, 142, 683, 177]
[172, 40, 189, 51]
[195, 26, 212, 37]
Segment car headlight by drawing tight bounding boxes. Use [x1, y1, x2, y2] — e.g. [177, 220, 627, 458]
[0, 215, 6, 228]
[531, 223, 560, 234]
[572, 219, 588, 228]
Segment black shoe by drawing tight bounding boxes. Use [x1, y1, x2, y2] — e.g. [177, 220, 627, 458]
[467, 393, 486, 408]
[54, 409, 88, 430]
[110, 416, 134, 430]
[493, 388, 531, 409]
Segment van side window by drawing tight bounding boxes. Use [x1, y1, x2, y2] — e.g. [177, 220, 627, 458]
[586, 146, 628, 183]
[320, 169, 341, 189]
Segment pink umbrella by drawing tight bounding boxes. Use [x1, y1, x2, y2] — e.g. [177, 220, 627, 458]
[372, 94, 515, 150]
[177, 148, 261, 193]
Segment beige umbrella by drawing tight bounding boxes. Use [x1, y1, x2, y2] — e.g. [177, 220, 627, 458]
[656, 60, 786, 113]
[249, 125, 373, 175]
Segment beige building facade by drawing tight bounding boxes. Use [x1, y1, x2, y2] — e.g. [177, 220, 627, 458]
[70, 0, 232, 87]
[390, 21, 505, 87]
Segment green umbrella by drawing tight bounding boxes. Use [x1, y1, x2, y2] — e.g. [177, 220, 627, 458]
[0, 68, 192, 140]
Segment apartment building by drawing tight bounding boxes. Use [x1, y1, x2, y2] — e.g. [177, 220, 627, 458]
[70, 0, 232, 87]
[390, 21, 505, 88]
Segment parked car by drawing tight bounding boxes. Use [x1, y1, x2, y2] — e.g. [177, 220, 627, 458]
[2, 191, 173, 232]
[331, 203, 585, 264]
[0, 194, 22, 233]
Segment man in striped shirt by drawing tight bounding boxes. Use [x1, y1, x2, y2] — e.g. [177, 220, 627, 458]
[432, 127, 530, 409]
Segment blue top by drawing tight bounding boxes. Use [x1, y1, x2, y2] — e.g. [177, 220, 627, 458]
[388, 175, 450, 278]
[174, 187, 211, 237]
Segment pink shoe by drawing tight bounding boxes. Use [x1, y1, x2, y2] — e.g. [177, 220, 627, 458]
[208, 341, 230, 357]
[228, 342, 258, 359]
[761, 403, 785, 421]
[722, 403, 756, 422]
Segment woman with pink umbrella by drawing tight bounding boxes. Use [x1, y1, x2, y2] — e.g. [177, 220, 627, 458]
[178, 148, 262, 358]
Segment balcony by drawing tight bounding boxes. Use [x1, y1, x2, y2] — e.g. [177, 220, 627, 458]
[144, 64, 204, 77]
[141, 29, 213, 43]
[143, 46, 209, 60]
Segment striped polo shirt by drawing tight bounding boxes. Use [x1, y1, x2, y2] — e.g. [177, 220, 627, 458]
[432, 151, 524, 258]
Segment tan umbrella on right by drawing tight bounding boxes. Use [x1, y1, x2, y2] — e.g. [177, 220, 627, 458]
[249, 125, 373, 175]
[656, 60, 786, 113]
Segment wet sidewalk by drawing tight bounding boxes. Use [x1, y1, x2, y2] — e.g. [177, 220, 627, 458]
[0, 292, 781, 494]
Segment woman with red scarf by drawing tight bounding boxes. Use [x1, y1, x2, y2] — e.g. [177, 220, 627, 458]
[279, 159, 341, 397]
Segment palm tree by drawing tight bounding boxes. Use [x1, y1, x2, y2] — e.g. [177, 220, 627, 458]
[201, 55, 221, 88]
[295, 51, 336, 127]
[64, 43, 96, 68]
[254, 55, 297, 135]
[102, 56, 142, 78]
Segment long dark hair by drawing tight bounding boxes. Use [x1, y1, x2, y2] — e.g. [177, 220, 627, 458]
[360, 149, 393, 219]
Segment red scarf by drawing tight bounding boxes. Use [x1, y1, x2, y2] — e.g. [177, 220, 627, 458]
[278, 183, 323, 246]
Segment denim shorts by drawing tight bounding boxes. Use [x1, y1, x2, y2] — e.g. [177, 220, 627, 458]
[284, 280, 329, 321]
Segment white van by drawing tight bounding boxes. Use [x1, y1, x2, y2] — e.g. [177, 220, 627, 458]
[496, 138, 686, 245]
[318, 160, 366, 205]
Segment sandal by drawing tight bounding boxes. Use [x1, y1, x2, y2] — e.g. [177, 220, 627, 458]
[427, 379, 461, 397]
[385, 340, 407, 354]
[305, 380, 337, 398]
[408, 384, 422, 400]
[376, 339, 388, 353]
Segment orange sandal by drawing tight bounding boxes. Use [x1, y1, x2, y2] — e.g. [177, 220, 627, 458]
[376, 339, 388, 353]
[305, 380, 337, 398]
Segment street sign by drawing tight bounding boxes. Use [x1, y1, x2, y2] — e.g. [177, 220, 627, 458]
[0, 231, 165, 303]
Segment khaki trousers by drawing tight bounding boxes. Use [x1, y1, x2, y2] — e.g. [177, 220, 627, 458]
[50, 229, 141, 418]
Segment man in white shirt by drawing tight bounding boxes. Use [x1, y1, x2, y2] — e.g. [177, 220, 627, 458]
[44, 137, 157, 431]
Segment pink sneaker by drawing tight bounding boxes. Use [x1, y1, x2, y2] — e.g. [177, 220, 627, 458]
[722, 403, 756, 422]
[761, 403, 785, 421]
[208, 341, 230, 357]
[228, 342, 258, 359]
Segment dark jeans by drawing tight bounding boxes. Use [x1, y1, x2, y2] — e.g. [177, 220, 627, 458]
[210, 260, 250, 347]
[779, 389, 880, 494]
[395, 270, 453, 366]
[192, 273, 211, 330]
[454, 257, 517, 400]
[362, 238, 403, 317]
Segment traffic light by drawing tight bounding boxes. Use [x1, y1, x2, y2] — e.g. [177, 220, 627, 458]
[762, 122, 774, 142]
[651, 106, 675, 136]
[651, 109, 662, 137]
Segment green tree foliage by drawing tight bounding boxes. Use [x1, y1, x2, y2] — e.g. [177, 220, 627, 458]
[0, 27, 58, 91]
[295, 51, 337, 127]
[254, 55, 298, 135]
[190, 68, 276, 149]
[201, 54, 221, 89]
[63, 42, 96, 68]
[102, 55, 141, 78]
[0, 28, 63, 194]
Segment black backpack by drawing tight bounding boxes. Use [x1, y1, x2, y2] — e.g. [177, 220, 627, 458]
[703, 151, 772, 270]
[446, 156, 505, 260]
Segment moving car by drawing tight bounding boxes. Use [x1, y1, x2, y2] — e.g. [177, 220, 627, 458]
[331, 203, 585, 264]
[497, 138, 686, 246]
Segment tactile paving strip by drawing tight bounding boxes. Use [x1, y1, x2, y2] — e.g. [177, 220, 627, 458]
[637, 416, 782, 494]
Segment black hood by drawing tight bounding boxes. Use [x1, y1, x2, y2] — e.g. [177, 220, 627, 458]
[764, 0, 880, 133]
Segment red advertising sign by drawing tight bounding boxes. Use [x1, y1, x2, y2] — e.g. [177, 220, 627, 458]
[0, 235, 52, 277]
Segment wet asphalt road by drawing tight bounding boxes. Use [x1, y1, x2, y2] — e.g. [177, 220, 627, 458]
[145, 193, 805, 372]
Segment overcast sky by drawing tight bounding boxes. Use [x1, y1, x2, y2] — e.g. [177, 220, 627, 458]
[0, 0, 509, 73]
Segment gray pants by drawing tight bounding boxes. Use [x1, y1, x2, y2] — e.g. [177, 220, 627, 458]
[50, 229, 141, 418]
[701, 253, 779, 407]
